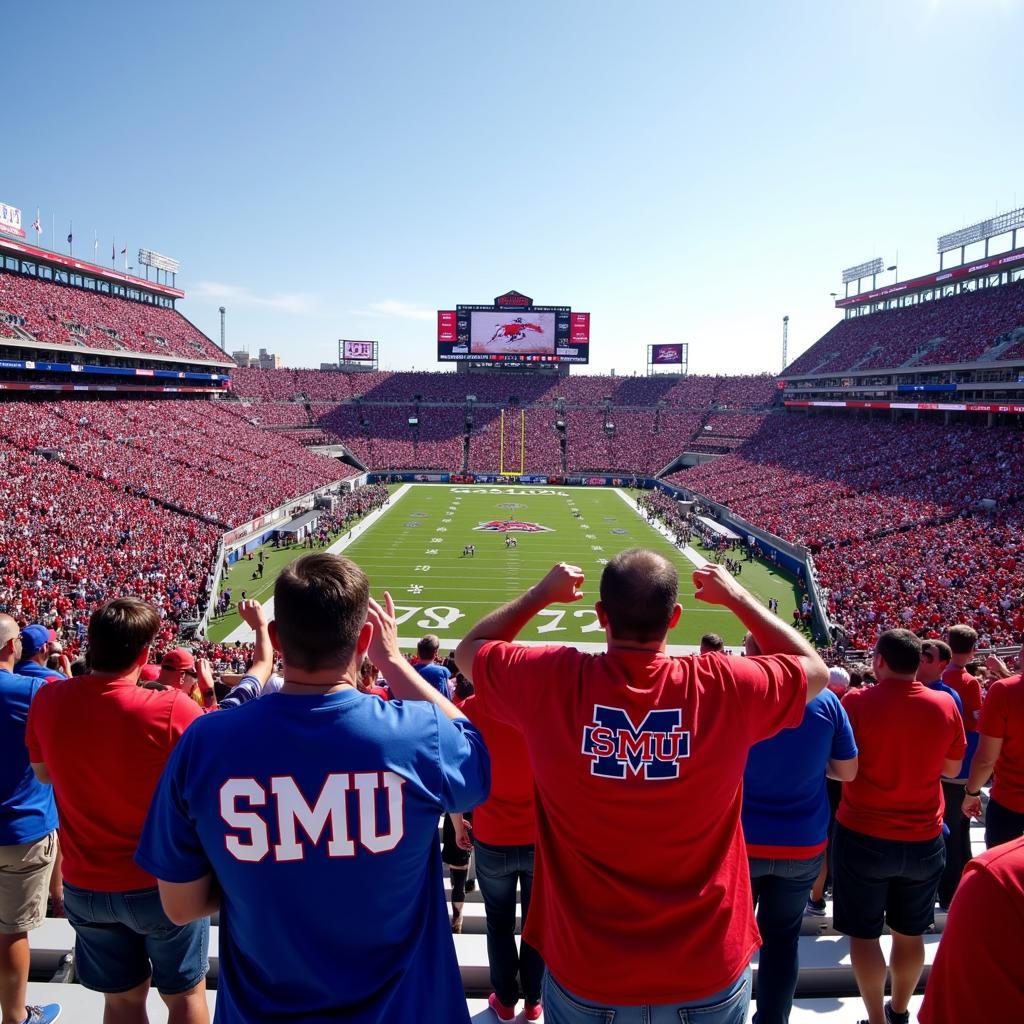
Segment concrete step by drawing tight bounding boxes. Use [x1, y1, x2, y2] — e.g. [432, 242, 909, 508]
[25, 981, 925, 1022]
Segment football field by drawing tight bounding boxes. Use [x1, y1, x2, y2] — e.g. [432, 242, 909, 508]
[209, 484, 802, 652]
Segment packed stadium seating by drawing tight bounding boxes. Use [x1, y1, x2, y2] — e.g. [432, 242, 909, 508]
[667, 413, 1024, 648]
[785, 278, 1024, 375]
[0, 270, 226, 362]
[0, 400, 350, 526]
[0, 438, 220, 652]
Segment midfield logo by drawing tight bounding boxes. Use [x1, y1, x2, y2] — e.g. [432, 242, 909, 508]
[473, 520, 553, 533]
[581, 705, 690, 780]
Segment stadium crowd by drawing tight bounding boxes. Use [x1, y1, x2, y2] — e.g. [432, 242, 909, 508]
[0, 271, 226, 362]
[785, 278, 1024, 375]
[0, 400, 349, 526]
[2, 543, 1020, 1024]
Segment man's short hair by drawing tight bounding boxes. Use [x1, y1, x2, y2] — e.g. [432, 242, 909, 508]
[88, 599, 161, 673]
[417, 634, 440, 661]
[921, 639, 952, 664]
[875, 629, 922, 676]
[274, 554, 369, 672]
[946, 624, 978, 656]
[699, 633, 724, 654]
[599, 549, 678, 643]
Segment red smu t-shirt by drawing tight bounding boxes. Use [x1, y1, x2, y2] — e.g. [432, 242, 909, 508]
[459, 693, 534, 847]
[472, 643, 806, 1005]
[918, 837, 1024, 1024]
[26, 674, 203, 891]
[942, 665, 982, 732]
[838, 681, 966, 842]
[978, 673, 1024, 813]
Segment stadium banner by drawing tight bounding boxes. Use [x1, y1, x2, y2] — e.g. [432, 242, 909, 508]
[785, 399, 1024, 414]
[343, 340, 375, 361]
[0, 382, 225, 394]
[0, 203, 25, 239]
[413, 473, 450, 483]
[520, 475, 550, 484]
[651, 343, 683, 364]
[437, 311, 457, 343]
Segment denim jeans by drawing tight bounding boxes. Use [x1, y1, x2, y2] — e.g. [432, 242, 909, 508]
[748, 853, 825, 1024]
[473, 839, 544, 1005]
[542, 966, 751, 1024]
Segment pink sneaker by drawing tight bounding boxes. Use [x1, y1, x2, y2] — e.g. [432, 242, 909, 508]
[488, 993, 517, 1021]
[524, 1001, 543, 1021]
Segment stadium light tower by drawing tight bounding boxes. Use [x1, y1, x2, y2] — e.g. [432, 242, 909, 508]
[887, 264, 898, 283]
[782, 316, 789, 372]
[219, 307, 226, 351]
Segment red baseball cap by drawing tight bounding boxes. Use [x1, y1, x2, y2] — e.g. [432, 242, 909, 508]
[161, 649, 195, 671]
[139, 664, 161, 682]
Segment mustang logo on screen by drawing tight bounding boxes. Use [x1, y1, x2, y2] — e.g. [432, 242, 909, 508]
[582, 705, 691, 780]
[473, 520, 553, 533]
[490, 318, 545, 344]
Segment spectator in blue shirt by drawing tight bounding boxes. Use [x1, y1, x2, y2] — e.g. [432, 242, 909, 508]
[14, 627, 65, 682]
[138, 555, 489, 1024]
[741, 636, 858, 1024]
[918, 640, 971, 908]
[0, 614, 61, 1024]
[414, 633, 452, 697]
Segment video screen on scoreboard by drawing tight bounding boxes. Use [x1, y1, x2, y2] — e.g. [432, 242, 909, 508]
[470, 311, 555, 356]
[438, 304, 589, 363]
[651, 343, 683, 364]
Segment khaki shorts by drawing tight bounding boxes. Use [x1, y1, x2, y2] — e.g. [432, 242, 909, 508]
[0, 831, 57, 933]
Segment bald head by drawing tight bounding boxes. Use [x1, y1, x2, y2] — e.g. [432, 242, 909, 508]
[599, 548, 679, 643]
[0, 614, 21, 668]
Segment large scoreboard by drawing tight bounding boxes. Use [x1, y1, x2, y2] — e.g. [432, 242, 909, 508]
[438, 290, 590, 364]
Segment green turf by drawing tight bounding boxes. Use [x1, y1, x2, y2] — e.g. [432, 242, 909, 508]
[207, 485, 802, 649]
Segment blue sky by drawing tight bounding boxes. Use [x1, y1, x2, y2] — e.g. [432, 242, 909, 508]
[5, 0, 1024, 374]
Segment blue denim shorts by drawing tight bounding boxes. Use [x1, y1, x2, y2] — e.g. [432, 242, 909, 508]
[62, 882, 209, 994]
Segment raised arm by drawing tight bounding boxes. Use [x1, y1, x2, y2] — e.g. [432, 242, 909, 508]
[367, 593, 467, 721]
[454, 562, 585, 680]
[237, 598, 274, 684]
[693, 564, 828, 701]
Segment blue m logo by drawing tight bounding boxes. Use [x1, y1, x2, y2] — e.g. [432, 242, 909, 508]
[581, 705, 691, 780]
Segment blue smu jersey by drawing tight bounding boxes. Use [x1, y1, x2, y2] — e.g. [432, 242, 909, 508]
[742, 689, 857, 851]
[0, 669, 57, 846]
[137, 690, 490, 1024]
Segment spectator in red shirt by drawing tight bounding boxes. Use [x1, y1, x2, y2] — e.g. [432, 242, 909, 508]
[455, 554, 827, 1022]
[26, 599, 209, 1024]
[452, 693, 542, 1022]
[833, 629, 966, 1024]
[962, 645, 1024, 847]
[918, 837, 1024, 1024]
[942, 625, 983, 735]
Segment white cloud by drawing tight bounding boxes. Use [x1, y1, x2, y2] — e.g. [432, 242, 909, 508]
[192, 280, 316, 315]
[349, 300, 434, 322]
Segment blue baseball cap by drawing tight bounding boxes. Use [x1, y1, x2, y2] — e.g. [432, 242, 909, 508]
[19, 625, 51, 658]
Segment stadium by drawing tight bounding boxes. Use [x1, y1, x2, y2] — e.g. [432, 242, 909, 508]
[2, 197, 1022, 1021]
[4, 5, 1024, 1024]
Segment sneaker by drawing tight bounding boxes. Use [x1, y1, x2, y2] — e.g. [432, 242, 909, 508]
[23, 1007, 62, 1024]
[884, 1001, 910, 1024]
[488, 993, 517, 1022]
[524, 1001, 543, 1021]
[805, 897, 827, 916]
